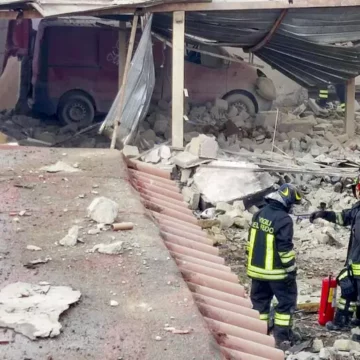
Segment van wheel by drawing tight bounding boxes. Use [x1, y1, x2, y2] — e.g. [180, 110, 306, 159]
[223, 91, 257, 116]
[58, 92, 95, 127]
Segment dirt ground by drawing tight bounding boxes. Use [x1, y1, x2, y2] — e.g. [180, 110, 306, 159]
[0, 147, 221, 360]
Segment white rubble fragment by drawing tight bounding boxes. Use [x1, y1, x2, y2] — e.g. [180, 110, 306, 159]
[87, 197, 119, 224]
[88, 228, 100, 235]
[182, 187, 200, 210]
[59, 225, 80, 247]
[89, 241, 124, 255]
[40, 161, 80, 173]
[142, 148, 160, 163]
[216, 202, 233, 213]
[0, 282, 81, 340]
[193, 160, 273, 203]
[334, 339, 360, 352]
[173, 151, 199, 168]
[26, 245, 42, 251]
[319, 347, 332, 359]
[159, 145, 171, 160]
[110, 300, 119, 307]
[188, 134, 219, 158]
[312, 338, 324, 352]
[122, 145, 140, 158]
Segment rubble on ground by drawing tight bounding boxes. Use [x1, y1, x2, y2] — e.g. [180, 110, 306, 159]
[122, 97, 360, 353]
[0, 282, 81, 340]
[59, 225, 80, 247]
[87, 197, 119, 224]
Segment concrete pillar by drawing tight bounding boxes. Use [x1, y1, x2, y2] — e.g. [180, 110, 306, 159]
[171, 11, 185, 147]
[345, 77, 356, 136]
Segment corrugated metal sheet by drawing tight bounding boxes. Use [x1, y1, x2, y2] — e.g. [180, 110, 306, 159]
[153, 7, 360, 87]
[125, 157, 285, 360]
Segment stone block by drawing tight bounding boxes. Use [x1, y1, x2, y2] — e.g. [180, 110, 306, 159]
[173, 151, 199, 168]
[182, 187, 200, 210]
[216, 202, 233, 213]
[217, 214, 234, 229]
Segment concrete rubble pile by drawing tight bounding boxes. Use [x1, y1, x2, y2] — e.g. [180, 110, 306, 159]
[0, 113, 110, 148]
[288, 337, 360, 359]
[125, 97, 360, 355]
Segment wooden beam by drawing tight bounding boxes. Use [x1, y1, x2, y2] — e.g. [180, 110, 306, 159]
[110, 15, 138, 149]
[345, 78, 356, 137]
[118, 21, 127, 89]
[171, 10, 185, 148]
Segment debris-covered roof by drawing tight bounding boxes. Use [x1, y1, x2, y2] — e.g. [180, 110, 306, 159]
[153, 7, 360, 87]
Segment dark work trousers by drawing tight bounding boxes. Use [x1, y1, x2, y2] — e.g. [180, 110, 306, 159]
[251, 279, 298, 343]
[335, 84, 346, 104]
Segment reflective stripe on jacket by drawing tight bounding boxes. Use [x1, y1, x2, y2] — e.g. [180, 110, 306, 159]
[247, 200, 295, 281]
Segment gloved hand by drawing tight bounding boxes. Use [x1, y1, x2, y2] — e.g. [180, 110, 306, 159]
[285, 271, 297, 286]
[309, 211, 326, 223]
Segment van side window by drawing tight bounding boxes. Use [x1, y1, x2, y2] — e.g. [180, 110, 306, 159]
[185, 44, 228, 69]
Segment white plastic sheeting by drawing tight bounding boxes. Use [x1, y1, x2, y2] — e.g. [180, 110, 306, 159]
[194, 160, 274, 204]
[101, 15, 155, 148]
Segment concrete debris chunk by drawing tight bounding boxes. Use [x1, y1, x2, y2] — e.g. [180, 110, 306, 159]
[216, 202, 233, 213]
[292, 103, 307, 116]
[40, 161, 80, 173]
[142, 148, 160, 163]
[217, 214, 234, 229]
[122, 145, 140, 158]
[0, 282, 81, 339]
[334, 339, 360, 352]
[182, 186, 200, 210]
[193, 160, 273, 204]
[26, 245, 42, 251]
[214, 98, 228, 111]
[312, 338, 324, 353]
[0, 328, 14, 344]
[159, 145, 171, 159]
[89, 241, 124, 255]
[87, 197, 119, 224]
[173, 151, 200, 168]
[188, 134, 219, 158]
[110, 300, 119, 307]
[59, 225, 80, 247]
[308, 98, 328, 116]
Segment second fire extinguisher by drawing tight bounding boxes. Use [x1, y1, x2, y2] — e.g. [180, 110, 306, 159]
[318, 275, 337, 326]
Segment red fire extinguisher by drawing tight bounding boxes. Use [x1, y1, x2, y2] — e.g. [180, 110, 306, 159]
[318, 275, 337, 326]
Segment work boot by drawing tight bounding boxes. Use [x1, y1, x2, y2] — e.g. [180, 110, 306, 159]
[352, 327, 360, 342]
[326, 309, 351, 331]
[273, 325, 295, 351]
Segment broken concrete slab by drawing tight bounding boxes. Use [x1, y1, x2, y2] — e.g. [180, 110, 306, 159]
[214, 98, 228, 111]
[87, 197, 119, 224]
[59, 225, 80, 247]
[0, 282, 81, 340]
[40, 161, 81, 173]
[89, 241, 125, 255]
[193, 160, 274, 204]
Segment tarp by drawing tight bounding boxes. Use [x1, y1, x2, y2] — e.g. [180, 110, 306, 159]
[100, 15, 155, 148]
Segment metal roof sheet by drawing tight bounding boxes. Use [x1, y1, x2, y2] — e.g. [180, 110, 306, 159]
[125, 157, 285, 360]
[153, 7, 360, 87]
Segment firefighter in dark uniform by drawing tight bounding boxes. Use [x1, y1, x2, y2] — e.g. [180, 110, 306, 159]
[247, 184, 302, 350]
[310, 175, 360, 335]
[317, 84, 346, 111]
